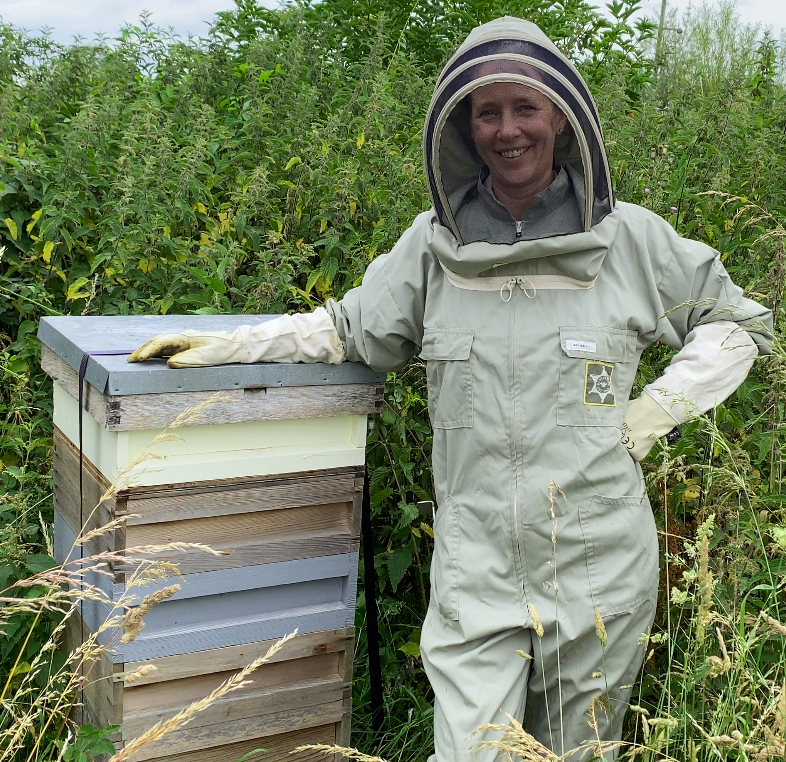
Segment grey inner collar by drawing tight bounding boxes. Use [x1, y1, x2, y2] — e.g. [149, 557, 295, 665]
[477, 165, 573, 224]
[451, 163, 585, 245]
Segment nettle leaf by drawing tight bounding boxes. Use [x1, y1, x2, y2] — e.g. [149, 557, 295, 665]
[400, 640, 420, 658]
[396, 501, 419, 531]
[370, 487, 393, 508]
[386, 547, 412, 593]
[25, 554, 57, 574]
[66, 277, 91, 301]
[4, 217, 18, 241]
[0, 564, 17, 592]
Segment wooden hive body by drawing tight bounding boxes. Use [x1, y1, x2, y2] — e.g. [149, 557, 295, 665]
[39, 316, 384, 760]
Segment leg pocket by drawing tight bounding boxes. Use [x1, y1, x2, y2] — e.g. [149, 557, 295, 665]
[578, 495, 659, 616]
[420, 328, 474, 429]
[431, 496, 460, 621]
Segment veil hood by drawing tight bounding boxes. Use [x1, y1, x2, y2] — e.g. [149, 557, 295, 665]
[423, 17, 614, 246]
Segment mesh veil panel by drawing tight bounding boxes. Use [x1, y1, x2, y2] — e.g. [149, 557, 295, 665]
[425, 39, 613, 240]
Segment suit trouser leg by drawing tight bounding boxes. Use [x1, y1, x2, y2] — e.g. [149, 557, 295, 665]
[525, 596, 657, 761]
[421, 605, 534, 762]
[421, 594, 656, 762]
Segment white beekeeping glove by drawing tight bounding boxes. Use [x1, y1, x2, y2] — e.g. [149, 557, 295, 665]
[622, 321, 758, 461]
[128, 307, 345, 368]
[621, 392, 680, 461]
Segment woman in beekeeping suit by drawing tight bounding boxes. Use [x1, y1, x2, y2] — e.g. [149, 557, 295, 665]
[130, 17, 773, 761]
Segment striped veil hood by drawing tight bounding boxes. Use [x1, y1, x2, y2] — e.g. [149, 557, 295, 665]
[423, 17, 614, 249]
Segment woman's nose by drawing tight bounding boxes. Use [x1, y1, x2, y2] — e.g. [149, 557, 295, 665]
[497, 112, 522, 139]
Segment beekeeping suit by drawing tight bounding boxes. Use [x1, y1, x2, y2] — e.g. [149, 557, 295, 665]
[329, 18, 772, 761]
[130, 16, 773, 761]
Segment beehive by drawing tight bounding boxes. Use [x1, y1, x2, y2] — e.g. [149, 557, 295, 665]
[39, 315, 384, 761]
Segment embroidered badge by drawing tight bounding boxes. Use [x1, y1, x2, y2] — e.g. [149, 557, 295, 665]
[584, 362, 616, 406]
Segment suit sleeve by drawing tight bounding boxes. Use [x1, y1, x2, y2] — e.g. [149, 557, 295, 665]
[652, 221, 773, 353]
[325, 211, 435, 373]
[622, 211, 774, 459]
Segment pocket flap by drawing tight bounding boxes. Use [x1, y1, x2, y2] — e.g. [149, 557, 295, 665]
[559, 326, 637, 362]
[419, 329, 474, 361]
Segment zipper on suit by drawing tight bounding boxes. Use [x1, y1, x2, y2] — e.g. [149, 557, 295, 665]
[515, 220, 523, 238]
[509, 281, 527, 611]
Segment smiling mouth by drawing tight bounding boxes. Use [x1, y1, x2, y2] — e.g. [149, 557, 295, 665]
[498, 147, 530, 159]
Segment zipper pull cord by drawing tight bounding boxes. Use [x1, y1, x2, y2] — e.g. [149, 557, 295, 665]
[501, 279, 516, 302]
[500, 278, 538, 301]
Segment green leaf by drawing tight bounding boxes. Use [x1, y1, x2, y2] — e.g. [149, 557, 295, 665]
[25, 554, 57, 574]
[4, 217, 18, 241]
[9, 661, 31, 679]
[386, 547, 412, 593]
[399, 640, 420, 658]
[396, 501, 419, 531]
[235, 750, 267, 762]
[0, 564, 16, 591]
[284, 156, 301, 171]
[66, 277, 91, 301]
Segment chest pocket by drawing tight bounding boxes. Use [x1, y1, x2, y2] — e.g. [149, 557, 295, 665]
[419, 328, 474, 429]
[557, 326, 638, 427]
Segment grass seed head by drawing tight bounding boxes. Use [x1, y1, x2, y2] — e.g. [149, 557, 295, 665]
[594, 608, 608, 648]
[528, 604, 544, 639]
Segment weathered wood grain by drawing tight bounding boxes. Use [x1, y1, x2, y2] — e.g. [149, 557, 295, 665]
[124, 470, 361, 526]
[147, 723, 337, 762]
[125, 700, 345, 761]
[53, 426, 122, 557]
[123, 652, 341, 717]
[82, 553, 359, 662]
[123, 502, 357, 575]
[61, 611, 123, 731]
[54, 433, 364, 581]
[122, 676, 343, 741]
[121, 628, 354, 686]
[127, 501, 352, 545]
[338, 638, 355, 749]
[65, 621, 354, 756]
[43, 346, 383, 431]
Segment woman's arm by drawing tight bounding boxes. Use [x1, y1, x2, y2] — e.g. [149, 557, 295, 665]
[622, 209, 774, 460]
[128, 213, 434, 371]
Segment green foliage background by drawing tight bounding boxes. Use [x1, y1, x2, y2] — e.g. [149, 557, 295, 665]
[0, 0, 785, 759]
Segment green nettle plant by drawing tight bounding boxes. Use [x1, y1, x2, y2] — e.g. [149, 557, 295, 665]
[0, 0, 784, 759]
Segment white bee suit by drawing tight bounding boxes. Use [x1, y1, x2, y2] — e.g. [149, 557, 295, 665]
[325, 16, 774, 762]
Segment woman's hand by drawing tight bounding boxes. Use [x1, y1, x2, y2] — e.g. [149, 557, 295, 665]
[621, 393, 680, 461]
[128, 330, 244, 367]
[127, 308, 345, 368]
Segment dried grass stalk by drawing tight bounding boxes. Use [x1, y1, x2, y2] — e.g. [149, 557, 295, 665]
[107, 630, 298, 762]
[473, 713, 560, 761]
[120, 584, 181, 643]
[290, 744, 387, 762]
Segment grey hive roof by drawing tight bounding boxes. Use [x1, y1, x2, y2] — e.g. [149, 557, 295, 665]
[38, 315, 385, 396]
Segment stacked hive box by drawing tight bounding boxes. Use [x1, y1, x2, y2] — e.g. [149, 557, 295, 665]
[39, 315, 384, 762]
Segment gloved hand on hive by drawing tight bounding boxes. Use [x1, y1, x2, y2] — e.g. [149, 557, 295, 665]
[128, 307, 345, 367]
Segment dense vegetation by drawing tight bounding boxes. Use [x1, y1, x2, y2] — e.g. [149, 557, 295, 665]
[0, 0, 785, 759]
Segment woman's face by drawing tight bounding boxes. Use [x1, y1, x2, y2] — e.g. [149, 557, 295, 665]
[470, 81, 566, 199]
